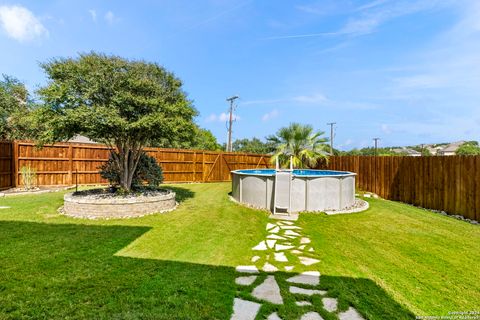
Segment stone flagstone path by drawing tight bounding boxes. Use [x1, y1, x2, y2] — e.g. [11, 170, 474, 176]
[231, 218, 365, 320]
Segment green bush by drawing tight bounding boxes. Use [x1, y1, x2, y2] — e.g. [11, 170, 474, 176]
[100, 152, 163, 190]
[19, 166, 37, 190]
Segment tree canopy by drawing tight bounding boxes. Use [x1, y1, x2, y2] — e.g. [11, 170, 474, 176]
[456, 141, 480, 155]
[0, 75, 32, 140]
[268, 123, 329, 169]
[35, 52, 197, 191]
[232, 137, 276, 154]
[190, 127, 222, 151]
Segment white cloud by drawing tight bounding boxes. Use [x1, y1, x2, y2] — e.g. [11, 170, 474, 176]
[337, 0, 441, 36]
[89, 9, 97, 22]
[205, 112, 240, 123]
[385, 1, 480, 99]
[104, 11, 116, 25]
[292, 93, 327, 103]
[262, 109, 279, 122]
[0, 5, 48, 42]
[242, 93, 327, 106]
[273, 0, 447, 40]
[241, 98, 285, 106]
[338, 138, 354, 149]
[381, 124, 391, 134]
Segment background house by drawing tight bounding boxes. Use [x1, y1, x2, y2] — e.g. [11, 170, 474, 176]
[437, 141, 465, 156]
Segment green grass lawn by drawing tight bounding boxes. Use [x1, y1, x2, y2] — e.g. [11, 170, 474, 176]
[0, 183, 479, 319]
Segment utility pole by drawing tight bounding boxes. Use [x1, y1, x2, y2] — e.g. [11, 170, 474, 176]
[226, 96, 239, 152]
[373, 137, 380, 195]
[373, 138, 380, 156]
[327, 122, 336, 155]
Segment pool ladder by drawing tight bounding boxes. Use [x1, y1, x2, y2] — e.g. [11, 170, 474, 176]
[273, 157, 293, 215]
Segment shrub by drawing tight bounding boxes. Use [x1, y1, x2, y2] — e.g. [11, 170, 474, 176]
[20, 166, 37, 190]
[100, 152, 163, 190]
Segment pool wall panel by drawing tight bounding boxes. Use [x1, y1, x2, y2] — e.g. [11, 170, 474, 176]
[232, 170, 356, 213]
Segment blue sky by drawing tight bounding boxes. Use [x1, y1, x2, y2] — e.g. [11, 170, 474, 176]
[1, 0, 479, 149]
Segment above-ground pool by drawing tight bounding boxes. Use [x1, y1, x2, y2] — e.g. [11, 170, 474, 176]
[231, 169, 356, 213]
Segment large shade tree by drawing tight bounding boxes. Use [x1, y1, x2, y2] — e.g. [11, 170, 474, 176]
[0, 75, 32, 140]
[35, 53, 197, 191]
[232, 137, 276, 154]
[268, 123, 329, 169]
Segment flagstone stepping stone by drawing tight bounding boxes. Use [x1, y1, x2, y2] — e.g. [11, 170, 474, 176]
[275, 244, 294, 251]
[296, 301, 312, 306]
[251, 256, 260, 262]
[279, 225, 302, 230]
[252, 275, 283, 304]
[287, 271, 320, 285]
[267, 234, 287, 240]
[278, 220, 294, 225]
[298, 245, 306, 250]
[235, 275, 258, 286]
[299, 256, 320, 266]
[290, 286, 326, 296]
[274, 252, 288, 262]
[231, 298, 261, 320]
[270, 226, 280, 233]
[266, 223, 277, 230]
[266, 239, 277, 249]
[300, 312, 324, 320]
[338, 307, 365, 320]
[300, 237, 311, 244]
[284, 230, 301, 236]
[0, 206, 10, 209]
[284, 266, 294, 271]
[308, 248, 315, 252]
[236, 265, 259, 274]
[267, 312, 282, 320]
[322, 297, 338, 312]
[263, 262, 279, 272]
[252, 241, 267, 251]
[291, 249, 302, 255]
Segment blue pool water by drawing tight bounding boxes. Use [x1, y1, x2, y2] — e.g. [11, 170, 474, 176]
[235, 169, 351, 176]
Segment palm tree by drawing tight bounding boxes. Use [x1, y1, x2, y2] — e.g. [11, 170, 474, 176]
[268, 123, 329, 169]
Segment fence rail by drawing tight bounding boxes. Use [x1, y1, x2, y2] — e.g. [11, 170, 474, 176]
[322, 156, 480, 222]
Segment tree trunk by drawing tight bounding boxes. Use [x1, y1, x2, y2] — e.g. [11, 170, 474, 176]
[113, 144, 143, 192]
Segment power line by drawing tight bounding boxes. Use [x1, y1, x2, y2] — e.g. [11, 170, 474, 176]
[327, 122, 336, 155]
[226, 95, 239, 152]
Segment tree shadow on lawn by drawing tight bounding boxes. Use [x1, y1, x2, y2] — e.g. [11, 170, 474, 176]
[164, 185, 195, 203]
[0, 221, 414, 319]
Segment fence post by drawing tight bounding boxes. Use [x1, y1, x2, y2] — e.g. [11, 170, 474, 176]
[9, 141, 14, 188]
[202, 152, 205, 182]
[68, 144, 73, 185]
[13, 140, 19, 187]
[193, 151, 196, 182]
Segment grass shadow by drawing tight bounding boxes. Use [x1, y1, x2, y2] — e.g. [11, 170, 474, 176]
[0, 220, 232, 319]
[234, 271, 415, 320]
[163, 185, 195, 203]
[0, 220, 416, 319]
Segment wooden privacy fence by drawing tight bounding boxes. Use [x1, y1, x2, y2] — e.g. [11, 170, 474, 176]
[322, 156, 480, 222]
[0, 140, 272, 189]
[2, 142, 479, 221]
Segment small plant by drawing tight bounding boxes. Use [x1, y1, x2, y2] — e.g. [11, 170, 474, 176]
[20, 165, 37, 190]
[99, 152, 163, 192]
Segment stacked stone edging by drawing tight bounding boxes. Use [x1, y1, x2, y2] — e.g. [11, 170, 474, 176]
[63, 190, 176, 219]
